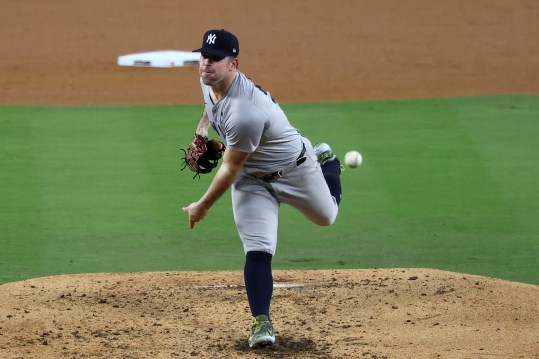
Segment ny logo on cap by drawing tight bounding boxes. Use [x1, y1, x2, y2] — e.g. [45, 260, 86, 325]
[206, 33, 217, 45]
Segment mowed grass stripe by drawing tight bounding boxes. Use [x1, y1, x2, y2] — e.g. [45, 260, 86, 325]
[0, 108, 47, 282]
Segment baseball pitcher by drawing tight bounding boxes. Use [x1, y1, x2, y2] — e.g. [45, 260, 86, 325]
[182, 29, 343, 348]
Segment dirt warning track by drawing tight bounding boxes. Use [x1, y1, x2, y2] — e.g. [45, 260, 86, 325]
[1, 0, 538, 106]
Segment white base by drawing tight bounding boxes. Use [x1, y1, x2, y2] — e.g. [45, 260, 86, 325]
[117, 50, 200, 68]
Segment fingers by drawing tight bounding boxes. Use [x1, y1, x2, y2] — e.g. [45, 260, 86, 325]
[182, 206, 192, 229]
[183, 204, 207, 229]
[182, 205, 195, 229]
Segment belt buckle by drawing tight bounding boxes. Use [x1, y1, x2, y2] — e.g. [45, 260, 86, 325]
[258, 170, 282, 182]
[273, 170, 283, 180]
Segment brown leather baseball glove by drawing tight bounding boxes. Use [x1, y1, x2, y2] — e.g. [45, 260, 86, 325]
[181, 134, 225, 177]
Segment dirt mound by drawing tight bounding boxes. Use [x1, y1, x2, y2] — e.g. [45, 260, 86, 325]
[1, 269, 537, 358]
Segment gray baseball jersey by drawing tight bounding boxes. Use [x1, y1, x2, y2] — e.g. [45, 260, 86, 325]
[202, 71, 303, 174]
[200, 71, 338, 255]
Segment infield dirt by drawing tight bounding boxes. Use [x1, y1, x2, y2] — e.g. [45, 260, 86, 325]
[1, 1, 538, 358]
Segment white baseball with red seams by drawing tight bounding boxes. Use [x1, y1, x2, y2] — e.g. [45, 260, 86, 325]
[344, 150, 362, 168]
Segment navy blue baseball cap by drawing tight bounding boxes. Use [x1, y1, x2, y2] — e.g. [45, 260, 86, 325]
[193, 29, 239, 57]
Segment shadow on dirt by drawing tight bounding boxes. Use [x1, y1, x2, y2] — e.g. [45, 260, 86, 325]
[233, 335, 331, 357]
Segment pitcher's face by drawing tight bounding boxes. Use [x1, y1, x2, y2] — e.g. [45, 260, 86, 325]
[199, 53, 237, 86]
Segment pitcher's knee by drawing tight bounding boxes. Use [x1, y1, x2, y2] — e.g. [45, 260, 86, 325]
[316, 216, 335, 226]
[312, 208, 338, 226]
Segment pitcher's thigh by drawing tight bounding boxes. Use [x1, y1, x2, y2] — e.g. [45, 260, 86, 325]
[277, 163, 338, 226]
[232, 179, 280, 255]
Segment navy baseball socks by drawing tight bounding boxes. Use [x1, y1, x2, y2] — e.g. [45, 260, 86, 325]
[244, 251, 276, 347]
[314, 143, 343, 205]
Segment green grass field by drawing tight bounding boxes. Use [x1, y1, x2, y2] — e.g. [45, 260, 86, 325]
[1, 95, 537, 285]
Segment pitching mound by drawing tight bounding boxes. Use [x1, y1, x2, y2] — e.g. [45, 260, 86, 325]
[0, 269, 537, 358]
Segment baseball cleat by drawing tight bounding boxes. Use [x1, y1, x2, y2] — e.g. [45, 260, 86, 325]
[314, 143, 344, 173]
[248, 315, 275, 348]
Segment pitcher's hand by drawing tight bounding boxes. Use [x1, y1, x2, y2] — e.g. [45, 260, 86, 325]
[182, 202, 209, 229]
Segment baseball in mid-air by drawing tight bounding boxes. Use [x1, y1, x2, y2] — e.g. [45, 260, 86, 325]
[344, 150, 362, 168]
